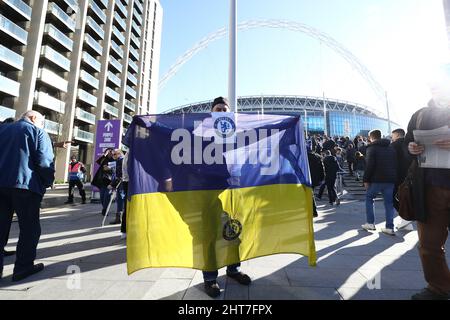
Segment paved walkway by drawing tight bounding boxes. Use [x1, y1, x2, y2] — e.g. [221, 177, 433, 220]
[1, 199, 448, 300]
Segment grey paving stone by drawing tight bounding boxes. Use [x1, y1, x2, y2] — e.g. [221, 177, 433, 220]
[337, 287, 419, 300]
[286, 267, 368, 288]
[249, 285, 341, 300]
[141, 279, 191, 300]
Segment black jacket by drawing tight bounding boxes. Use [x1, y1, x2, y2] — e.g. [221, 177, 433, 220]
[323, 155, 340, 181]
[391, 137, 412, 185]
[307, 151, 325, 187]
[363, 139, 397, 183]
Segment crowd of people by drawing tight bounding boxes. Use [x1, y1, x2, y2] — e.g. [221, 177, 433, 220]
[0, 84, 449, 300]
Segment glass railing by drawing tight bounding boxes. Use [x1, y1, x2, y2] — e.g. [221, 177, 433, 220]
[114, 11, 126, 31]
[64, 0, 79, 13]
[131, 20, 141, 37]
[88, 0, 106, 23]
[80, 69, 100, 89]
[77, 88, 97, 106]
[44, 24, 73, 51]
[115, 0, 127, 18]
[126, 85, 136, 99]
[37, 68, 68, 92]
[86, 16, 104, 39]
[3, 0, 32, 20]
[109, 55, 122, 72]
[129, 46, 139, 60]
[104, 103, 119, 117]
[75, 107, 96, 124]
[40, 45, 70, 71]
[34, 91, 65, 114]
[44, 119, 62, 135]
[112, 26, 125, 44]
[123, 113, 132, 123]
[130, 33, 140, 49]
[47, 2, 76, 31]
[107, 71, 121, 87]
[0, 44, 23, 70]
[128, 59, 138, 73]
[124, 100, 136, 112]
[84, 33, 102, 55]
[134, 0, 143, 14]
[82, 51, 101, 71]
[0, 105, 16, 121]
[0, 14, 28, 45]
[127, 72, 137, 86]
[0, 74, 20, 97]
[133, 8, 142, 25]
[73, 126, 94, 143]
[106, 87, 120, 102]
[110, 40, 123, 57]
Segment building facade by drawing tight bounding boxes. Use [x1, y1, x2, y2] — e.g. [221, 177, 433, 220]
[0, 0, 163, 181]
[165, 95, 400, 138]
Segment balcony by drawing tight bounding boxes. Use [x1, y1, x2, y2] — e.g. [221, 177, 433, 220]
[115, 0, 127, 18]
[47, 2, 76, 32]
[109, 55, 122, 72]
[107, 71, 121, 87]
[77, 88, 97, 107]
[75, 107, 96, 125]
[1, 0, 32, 21]
[0, 105, 16, 121]
[0, 44, 23, 70]
[88, 0, 106, 24]
[97, 0, 108, 9]
[104, 103, 119, 117]
[82, 51, 101, 72]
[133, 8, 142, 26]
[34, 91, 65, 114]
[73, 126, 94, 143]
[131, 20, 141, 37]
[123, 113, 132, 124]
[112, 26, 125, 45]
[44, 24, 73, 51]
[129, 46, 139, 60]
[0, 14, 28, 45]
[114, 12, 126, 31]
[44, 119, 62, 135]
[128, 59, 138, 73]
[86, 16, 104, 40]
[124, 99, 136, 112]
[63, 0, 79, 13]
[110, 40, 123, 58]
[0, 74, 20, 97]
[40, 45, 70, 71]
[127, 72, 137, 86]
[84, 33, 103, 55]
[37, 68, 68, 92]
[134, 0, 143, 14]
[105, 87, 120, 102]
[126, 85, 136, 99]
[130, 33, 140, 49]
[80, 69, 100, 89]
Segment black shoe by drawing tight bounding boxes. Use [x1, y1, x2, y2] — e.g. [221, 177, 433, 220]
[82, 199, 86, 204]
[313, 213, 318, 218]
[204, 281, 221, 298]
[101, 209, 106, 216]
[12, 263, 44, 282]
[226, 271, 251, 285]
[335, 199, 341, 206]
[411, 288, 450, 300]
[3, 250, 15, 257]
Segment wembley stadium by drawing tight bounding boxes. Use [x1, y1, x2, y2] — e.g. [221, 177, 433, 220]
[164, 95, 400, 137]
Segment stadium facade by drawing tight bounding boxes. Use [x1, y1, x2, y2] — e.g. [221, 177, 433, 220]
[165, 95, 400, 138]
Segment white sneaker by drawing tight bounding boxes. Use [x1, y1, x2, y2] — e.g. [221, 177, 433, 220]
[120, 233, 127, 239]
[381, 228, 395, 236]
[361, 223, 376, 231]
[397, 219, 413, 230]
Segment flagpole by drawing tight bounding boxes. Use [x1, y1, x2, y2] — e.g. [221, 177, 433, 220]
[229, 0, 237, 112]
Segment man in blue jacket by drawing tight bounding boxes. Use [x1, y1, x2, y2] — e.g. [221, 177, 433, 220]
[0, 110, 55, 282]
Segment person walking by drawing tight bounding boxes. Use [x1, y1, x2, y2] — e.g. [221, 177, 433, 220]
[0, 111, 55, 281]
[109, 149, 125, 225]
[321, 150, 341, 206]
[65, 155, 87, 204]
[362, 129, 397, 235]
[92, 148, 114, 216]
[307, 146, 325, 217]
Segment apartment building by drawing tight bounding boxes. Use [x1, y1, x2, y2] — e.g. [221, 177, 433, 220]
[0, 0, 162, 181]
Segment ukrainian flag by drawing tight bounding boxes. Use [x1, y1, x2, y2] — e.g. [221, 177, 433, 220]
[124, 113, 316, 274]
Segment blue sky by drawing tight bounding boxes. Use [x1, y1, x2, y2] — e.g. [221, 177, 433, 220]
[157, 0, 449, 127]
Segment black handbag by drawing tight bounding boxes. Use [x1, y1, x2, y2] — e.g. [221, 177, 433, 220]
[396, 160, 418, 221]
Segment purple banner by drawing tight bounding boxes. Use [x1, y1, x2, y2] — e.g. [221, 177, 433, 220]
[92, 119, 121, 191]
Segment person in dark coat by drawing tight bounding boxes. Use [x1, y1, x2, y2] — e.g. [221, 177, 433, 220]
[91, 148, 114, 216]
[319, 150, 341, 205]
[346, 144, 357, 176]
[405, 75, 450, 300]
[362, 129, 397, 235]
[307, 147, 325, 217]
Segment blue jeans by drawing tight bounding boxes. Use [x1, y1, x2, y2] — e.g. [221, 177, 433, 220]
[202, 263, 241, 282]
[99, 187, 112, 210]
[365, 183, 395, 229]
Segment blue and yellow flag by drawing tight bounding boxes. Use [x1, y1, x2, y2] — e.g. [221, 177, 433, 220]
[124, 113, 316, 274]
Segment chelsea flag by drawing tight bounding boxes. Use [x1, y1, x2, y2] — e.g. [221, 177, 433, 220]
[123, 113, 316, 274]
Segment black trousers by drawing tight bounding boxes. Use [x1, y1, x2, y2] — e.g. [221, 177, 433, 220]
[68, 179, 86, 201]
[120, 182, 128, 233]
[0, 188, 42, 274]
